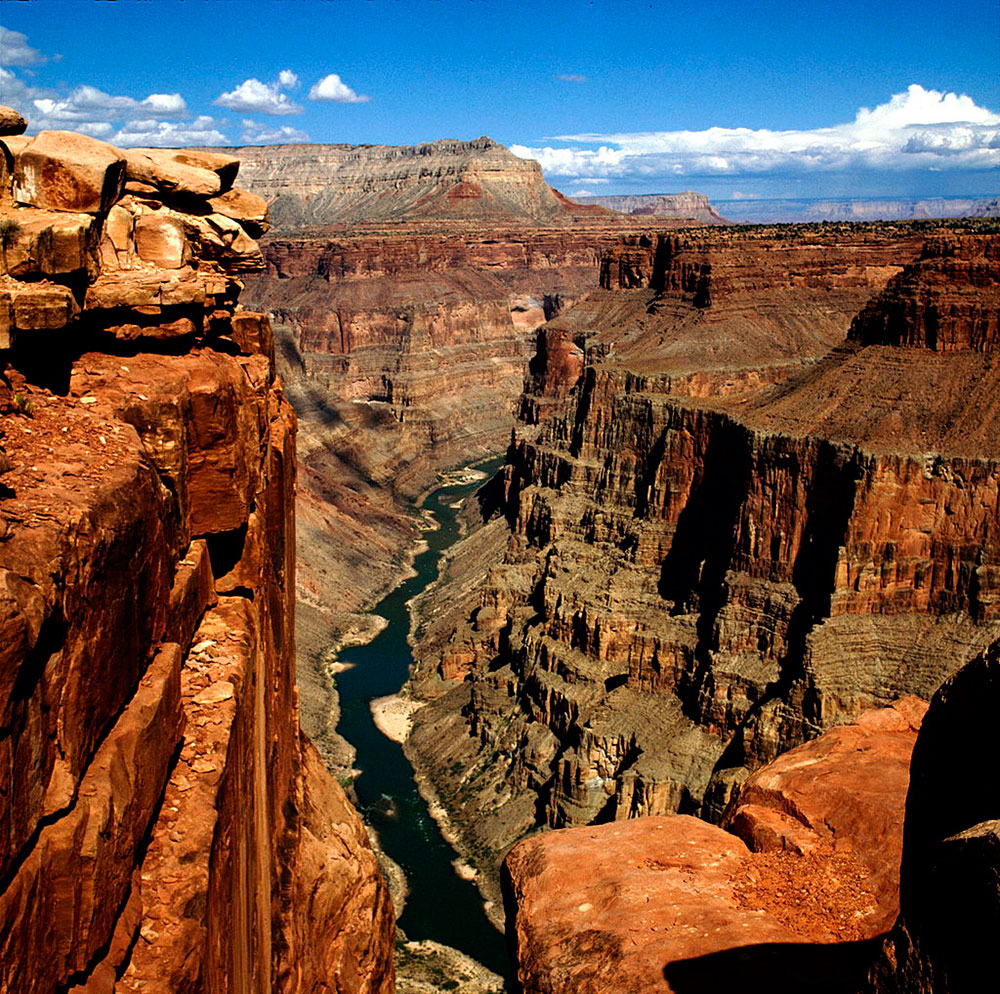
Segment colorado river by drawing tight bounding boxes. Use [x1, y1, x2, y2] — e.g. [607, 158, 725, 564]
[332, 458, 510, 980]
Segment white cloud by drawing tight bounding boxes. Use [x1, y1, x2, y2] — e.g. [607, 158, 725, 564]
[141, 93, 187, 116]
[28, 84, 188, 132]
[112, 116, 229, 148]
[308, 73, 370, 104]
[513, 85, 1000, 183]
[0, 26, 46, 66]
[241, 119, 310, 144]
[557, 74, 587, 83]
[0, 66, 223, 146]
[215, 73, 301, 115]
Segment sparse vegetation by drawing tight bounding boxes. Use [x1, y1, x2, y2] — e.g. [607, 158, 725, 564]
[12, 392, 34, 417]
[0, 216, 21, 272]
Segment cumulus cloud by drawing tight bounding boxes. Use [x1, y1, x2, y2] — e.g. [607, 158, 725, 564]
[512, 85, 1000, 183]
[0, 26, 46, 66]
[557, 74, 588, 83]
[0, 66, 221, 146]
[241, 119, 310, 144]
[308, 73, 370, 104]
[112, 116, 229, 148]
[30, 85, 188, 126]
[215, 72, 301, 115]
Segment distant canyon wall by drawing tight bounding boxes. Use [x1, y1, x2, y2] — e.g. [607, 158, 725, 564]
[404, 222, 1000, 897]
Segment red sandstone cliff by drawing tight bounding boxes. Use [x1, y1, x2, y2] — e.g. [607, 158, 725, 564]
[404, 221, 1000, 910]
[0, 114, 393, 992]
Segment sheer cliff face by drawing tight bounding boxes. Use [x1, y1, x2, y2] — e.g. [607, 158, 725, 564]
[0, 124, 393, 992]
[406, 223, 1000, 877]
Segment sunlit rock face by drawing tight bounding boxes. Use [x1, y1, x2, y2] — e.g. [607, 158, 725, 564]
[503, 699, 925, 994]
[0, 114, 394, 993]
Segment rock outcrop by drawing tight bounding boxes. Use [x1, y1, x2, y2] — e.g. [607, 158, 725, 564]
[867, 641, 1000, 994]
[406, 221, 1000, 903]
[0, 114, 393, 992]
[575, 191, 728, 224]
[503, 699, 924, 994]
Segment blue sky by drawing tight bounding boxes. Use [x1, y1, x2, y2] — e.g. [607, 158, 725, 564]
[2, 0, 998, 199]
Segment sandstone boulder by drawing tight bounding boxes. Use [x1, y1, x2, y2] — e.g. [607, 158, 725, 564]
[134, 211, 191, 269]
[124, 148, 223, 199]
[0, 106, 27, 137]
[504, 815, 880, 994]
[504, 700, 928, 993]
[0, 209, 97, 278]
[13, 131, 126, 213]
[9, 282, 79, 331]
[206, 187, 270, 236]
[99, 203, 135, 269]
[725, 696, 926, 929]
[166, 148, 239, 190]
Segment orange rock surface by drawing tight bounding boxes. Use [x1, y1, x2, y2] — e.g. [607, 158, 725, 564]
[504, 701, 925, 994]
[0, 124, 394, 992]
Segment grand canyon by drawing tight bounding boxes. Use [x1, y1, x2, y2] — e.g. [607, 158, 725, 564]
[1, 91, 998, 994]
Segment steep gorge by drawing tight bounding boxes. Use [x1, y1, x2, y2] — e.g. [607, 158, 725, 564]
[405, 221, 1000, 908]
[226, 139, 708, 764]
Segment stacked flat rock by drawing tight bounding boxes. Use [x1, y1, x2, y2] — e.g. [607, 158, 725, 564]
[0, 115, 270, 350]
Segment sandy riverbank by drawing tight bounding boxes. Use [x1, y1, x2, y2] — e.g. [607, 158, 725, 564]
[370, 694, 427, 744]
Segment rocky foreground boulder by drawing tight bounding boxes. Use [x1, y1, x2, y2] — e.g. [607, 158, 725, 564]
[502, 700, 925, 994]
[0, 110, 394, 992]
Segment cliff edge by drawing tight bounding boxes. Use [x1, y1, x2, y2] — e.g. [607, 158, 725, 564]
[0, 111, 394, 992]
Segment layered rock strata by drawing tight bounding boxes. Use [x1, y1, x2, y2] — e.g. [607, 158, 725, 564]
[503, 699, 925, 994]
[406, 222, 1000, 897]
[205, 137, 611, 231]
[222, 138, 708, 750]
[241, 225, 695, 755]
[0, 118, 393, 992]
[576, 191, 728, 223]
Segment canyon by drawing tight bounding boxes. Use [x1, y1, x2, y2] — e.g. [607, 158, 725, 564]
[227, 137, 704, 768]
[2, 104, 997, 994]
[404, 220, 1000, 918]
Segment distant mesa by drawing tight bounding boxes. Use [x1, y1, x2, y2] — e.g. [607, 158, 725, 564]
[714, 195, 1000, 224]
[575, 191, 729, 224]
[205, 136, 609, 230]
[203, 136, 724, 232]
